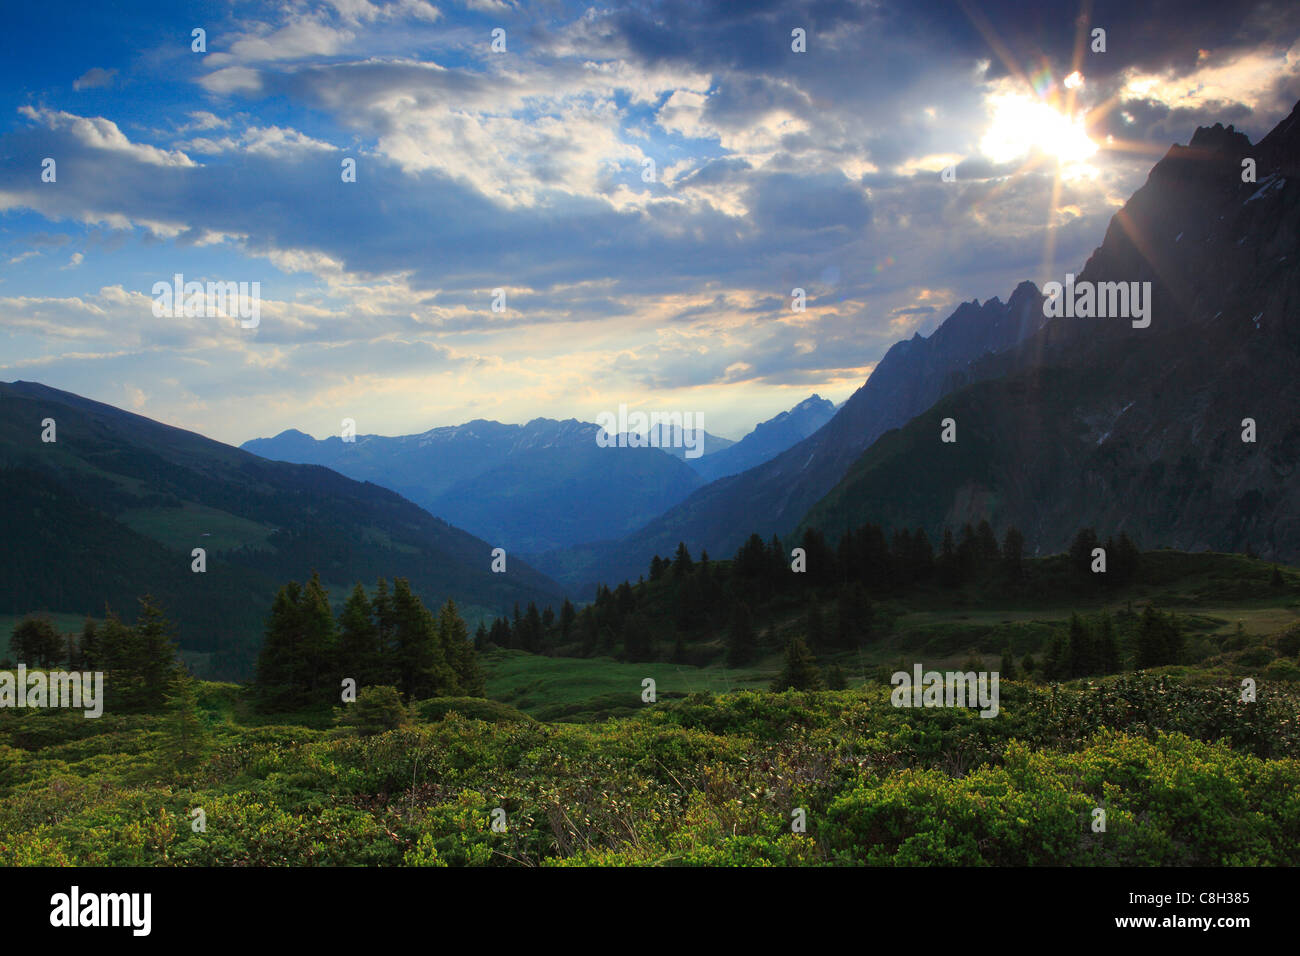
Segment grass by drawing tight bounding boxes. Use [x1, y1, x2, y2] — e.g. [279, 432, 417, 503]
[483, 648, 776, 720]
[117, 501, 275, 553]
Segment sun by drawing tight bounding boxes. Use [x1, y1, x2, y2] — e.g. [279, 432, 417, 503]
[979, 91, 1098, 167]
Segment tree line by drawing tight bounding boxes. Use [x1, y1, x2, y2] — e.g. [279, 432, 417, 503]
[254, 573, 485, 711]
[478, 519, 1144, 668]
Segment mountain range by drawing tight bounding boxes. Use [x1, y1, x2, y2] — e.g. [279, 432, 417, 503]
[241, 400, 824, 552]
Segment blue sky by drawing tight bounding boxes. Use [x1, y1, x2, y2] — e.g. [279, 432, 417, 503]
[2, 0, 1299, 443]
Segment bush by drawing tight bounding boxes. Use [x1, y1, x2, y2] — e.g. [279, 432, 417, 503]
[337, 686, 409, 736]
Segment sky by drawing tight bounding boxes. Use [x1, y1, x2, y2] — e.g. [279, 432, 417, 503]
[2, 0, 1299, 444]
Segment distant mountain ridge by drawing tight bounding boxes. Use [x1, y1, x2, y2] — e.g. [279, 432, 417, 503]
[689, 395, 836, 482]
[529, 281, 1048, 591]
[242, 400, 817, 554]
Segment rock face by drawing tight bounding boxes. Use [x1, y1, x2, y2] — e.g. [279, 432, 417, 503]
[801, 102, 1300, 561]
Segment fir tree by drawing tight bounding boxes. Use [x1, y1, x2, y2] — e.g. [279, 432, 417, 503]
[438, 599, 485, 697]
[726, 602, 757, 667]
[337, 583, 381, 687]
[770, 636, 823, 691]
[160, 670, 209, 770]
[1002, 527, 1025, 581]
[79, 617, 100, 670]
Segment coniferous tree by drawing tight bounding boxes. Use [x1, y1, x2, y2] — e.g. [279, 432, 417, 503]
[999, 648, 1018, 680]
[805, 600, 825, 649]
[672, 541, 694, 578]
[337, 583, 382, 688]
[910, 527, 935, 583]
[1065, 612, 1092, 678]
[391, 578, 453, 701]
[938, 528, 960, 588]
[800, 527, 836, 586]
[79, 617, 100, 669]
[621, 613, 654, 662]
[371, 578, 397, 681]
[10, 615, 62, 668]
[975, 520, 1001, 566]
[132, 596, 180, 711]
[1002, 527, 1025, 581]
[523, 602, 544, 653]
[559, 599, 577, 642]
[1070, 528, 1101, 578]
[473, 621, 488, 651]
[1112, 532, 1141, 585]
[770, 636, 823, 691]
[438, 599, 485, 697]
[1136, 606, 1182, 669]
[836, 583, 872, 648]
[160, 670, 209, 770]
[727, 602, 757, 667]
[1042, 632, 1067, 680]
[1097, 614, 1121, 674]
[825, 662, 847, 690]
[956, 523, 978, 582]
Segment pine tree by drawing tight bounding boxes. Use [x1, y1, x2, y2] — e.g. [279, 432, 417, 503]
[10, 615, 62, 668]
[337, 583, 381, 687]
[298, 573, 337, 695]
[133, 596, 179, 711]
[559, 598, 576, 642]
[438, 599, 485, 697]
[1070, 528, 1101, 578]
[1136, 606, 1182, 669]
[1097, 614, 1121, 674]
[160, 670, 209, 770]
[825, 662, 847, 690]
[1065, 612, 1093, 678]
[956, 523, 978, 582]
[390, 578, 453, 701]
[770, 636, 823, 691]
[1000, 649, 1018, 680]
[79, 617, 100, 670]
[727, 602, 757, 667]
[938, 528, 959, 588]
[1002, 527, 1025, 581]
[975, 520, 1001, 566]
[621, 613, 654, 662]
[835, 583, 872, 648]
[672, 541, 694, 578]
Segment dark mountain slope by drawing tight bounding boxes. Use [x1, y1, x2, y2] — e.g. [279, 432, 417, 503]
[690, 394, 836, 482]
[801, 104, 1300, 560]
[0, 382, 565, 677]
